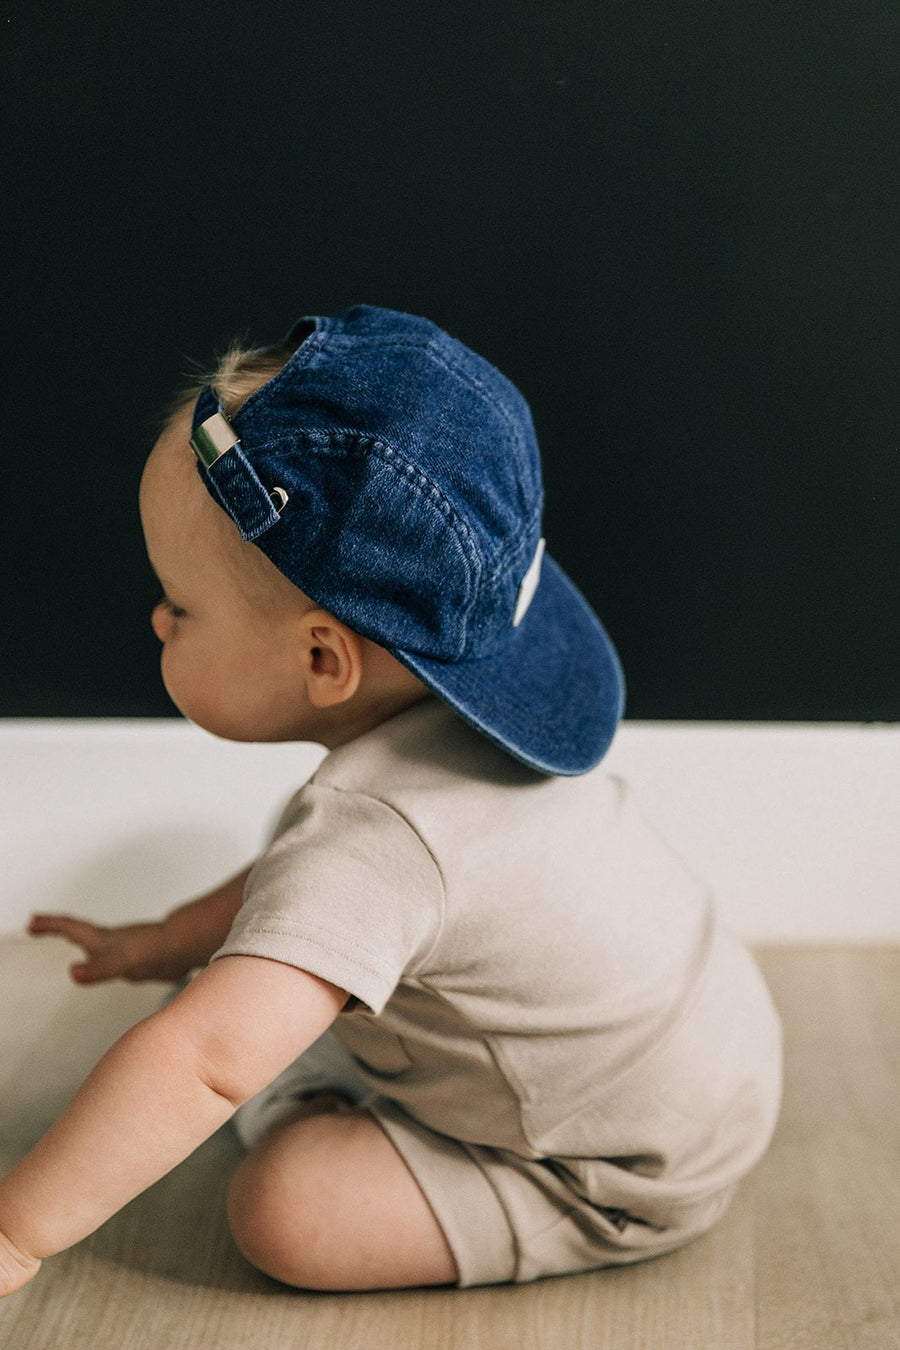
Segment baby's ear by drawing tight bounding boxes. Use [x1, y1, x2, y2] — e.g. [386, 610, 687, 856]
[302, 613, 364, 708]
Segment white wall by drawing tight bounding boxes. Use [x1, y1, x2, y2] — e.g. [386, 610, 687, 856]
[1, 720, 897, 941]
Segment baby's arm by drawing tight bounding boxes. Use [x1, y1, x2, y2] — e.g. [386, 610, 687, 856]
[0, 954, 347, 1297]
[28, 866, 253, 984]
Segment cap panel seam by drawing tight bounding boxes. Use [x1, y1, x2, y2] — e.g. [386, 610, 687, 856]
[483, 503, 544, 583]
[263, 428, 484, 641]
[422, 339, 544, 571]
[261, 427, 480, 552]
[423, 337, 530, 462]
[260, 424, 541, 611]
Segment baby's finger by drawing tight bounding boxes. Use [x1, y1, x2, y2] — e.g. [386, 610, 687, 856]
[28, 914, 105, 951]
[27, 912, 62, 935]
[69, 959, 114, 984]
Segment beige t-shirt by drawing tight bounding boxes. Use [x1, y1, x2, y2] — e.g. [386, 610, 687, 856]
[214, 697, 782, 1227]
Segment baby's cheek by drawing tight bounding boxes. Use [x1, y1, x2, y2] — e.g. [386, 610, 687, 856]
[158, 645, 188, 710]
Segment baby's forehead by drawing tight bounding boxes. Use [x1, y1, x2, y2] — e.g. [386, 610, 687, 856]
[141, 421, 218, 547]
[142, 408, 299, 601]
[144, 408, 204, 496]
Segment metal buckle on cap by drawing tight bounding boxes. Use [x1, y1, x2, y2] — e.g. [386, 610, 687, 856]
[190, 411, 240, 469]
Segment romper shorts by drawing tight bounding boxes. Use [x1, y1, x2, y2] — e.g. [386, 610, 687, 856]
[370, 1099, 735, 1287]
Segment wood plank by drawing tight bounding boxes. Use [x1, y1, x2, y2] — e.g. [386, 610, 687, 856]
[753, 948, 900, 1350]
[2, 940, 899, 1349]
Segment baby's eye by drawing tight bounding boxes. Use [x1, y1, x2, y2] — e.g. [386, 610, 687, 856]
[160, 596, 187, 620]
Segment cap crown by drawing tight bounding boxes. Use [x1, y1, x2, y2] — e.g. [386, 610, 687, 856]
[197, 306, 544, 661]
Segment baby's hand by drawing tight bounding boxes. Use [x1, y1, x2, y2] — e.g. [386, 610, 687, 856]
[0, 1229, 41, 1299]
[27, 914, 189, 985]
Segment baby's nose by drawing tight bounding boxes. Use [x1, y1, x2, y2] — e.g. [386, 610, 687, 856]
[150, 602, 170, 644]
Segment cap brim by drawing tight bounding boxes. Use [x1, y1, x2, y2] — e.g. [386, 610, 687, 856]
[388, 554, 625, 776]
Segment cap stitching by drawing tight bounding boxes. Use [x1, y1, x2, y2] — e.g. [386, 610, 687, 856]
[232, 327, 331, 422]
[262, 427, 484, 645]
[423, 337, 530, 462]
[422, 338, 543, 582]
[216, 316, 540, 639]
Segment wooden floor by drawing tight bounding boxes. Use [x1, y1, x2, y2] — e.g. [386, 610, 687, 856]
[1, 937, 898, 1349]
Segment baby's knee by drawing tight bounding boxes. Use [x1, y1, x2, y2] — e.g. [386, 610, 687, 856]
[227, 1160, 328, 1288]
[226, 1103, 363, 1289]
[226, 1097, 458, 1291]
[227, 1154, 291, 1285]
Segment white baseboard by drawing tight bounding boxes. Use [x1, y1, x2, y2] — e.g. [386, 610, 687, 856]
[1, 720, 897, 942]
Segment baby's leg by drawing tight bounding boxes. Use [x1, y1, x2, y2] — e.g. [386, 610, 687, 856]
[226, 1095, 458, 1291]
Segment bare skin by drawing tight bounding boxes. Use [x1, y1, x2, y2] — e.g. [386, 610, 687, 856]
[29, 866, 252, 984]
[23, 894, 457, 1293]
[1, 408, 456, 1297]
[227, 1095, 456, 1290]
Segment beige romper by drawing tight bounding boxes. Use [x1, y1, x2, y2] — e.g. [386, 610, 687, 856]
[213, 697, 783, 1286]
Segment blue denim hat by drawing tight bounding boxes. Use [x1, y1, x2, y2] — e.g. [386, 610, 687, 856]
[189, 305, 624, 775]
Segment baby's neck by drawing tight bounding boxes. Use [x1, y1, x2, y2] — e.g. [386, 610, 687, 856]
[316, 685, 432, 751]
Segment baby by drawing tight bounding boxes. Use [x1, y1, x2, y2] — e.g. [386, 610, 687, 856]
[1, 305, 782, 1296]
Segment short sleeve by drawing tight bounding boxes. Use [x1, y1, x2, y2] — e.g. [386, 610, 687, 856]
[210, 783, 445, 1014]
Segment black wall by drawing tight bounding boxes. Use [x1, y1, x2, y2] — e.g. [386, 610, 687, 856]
[3, 2, 897, 720]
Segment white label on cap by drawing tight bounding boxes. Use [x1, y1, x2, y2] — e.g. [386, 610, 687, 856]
[513, 538, 545, 627]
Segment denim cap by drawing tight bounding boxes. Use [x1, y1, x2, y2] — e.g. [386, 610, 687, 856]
[189, 305, 624, 775]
